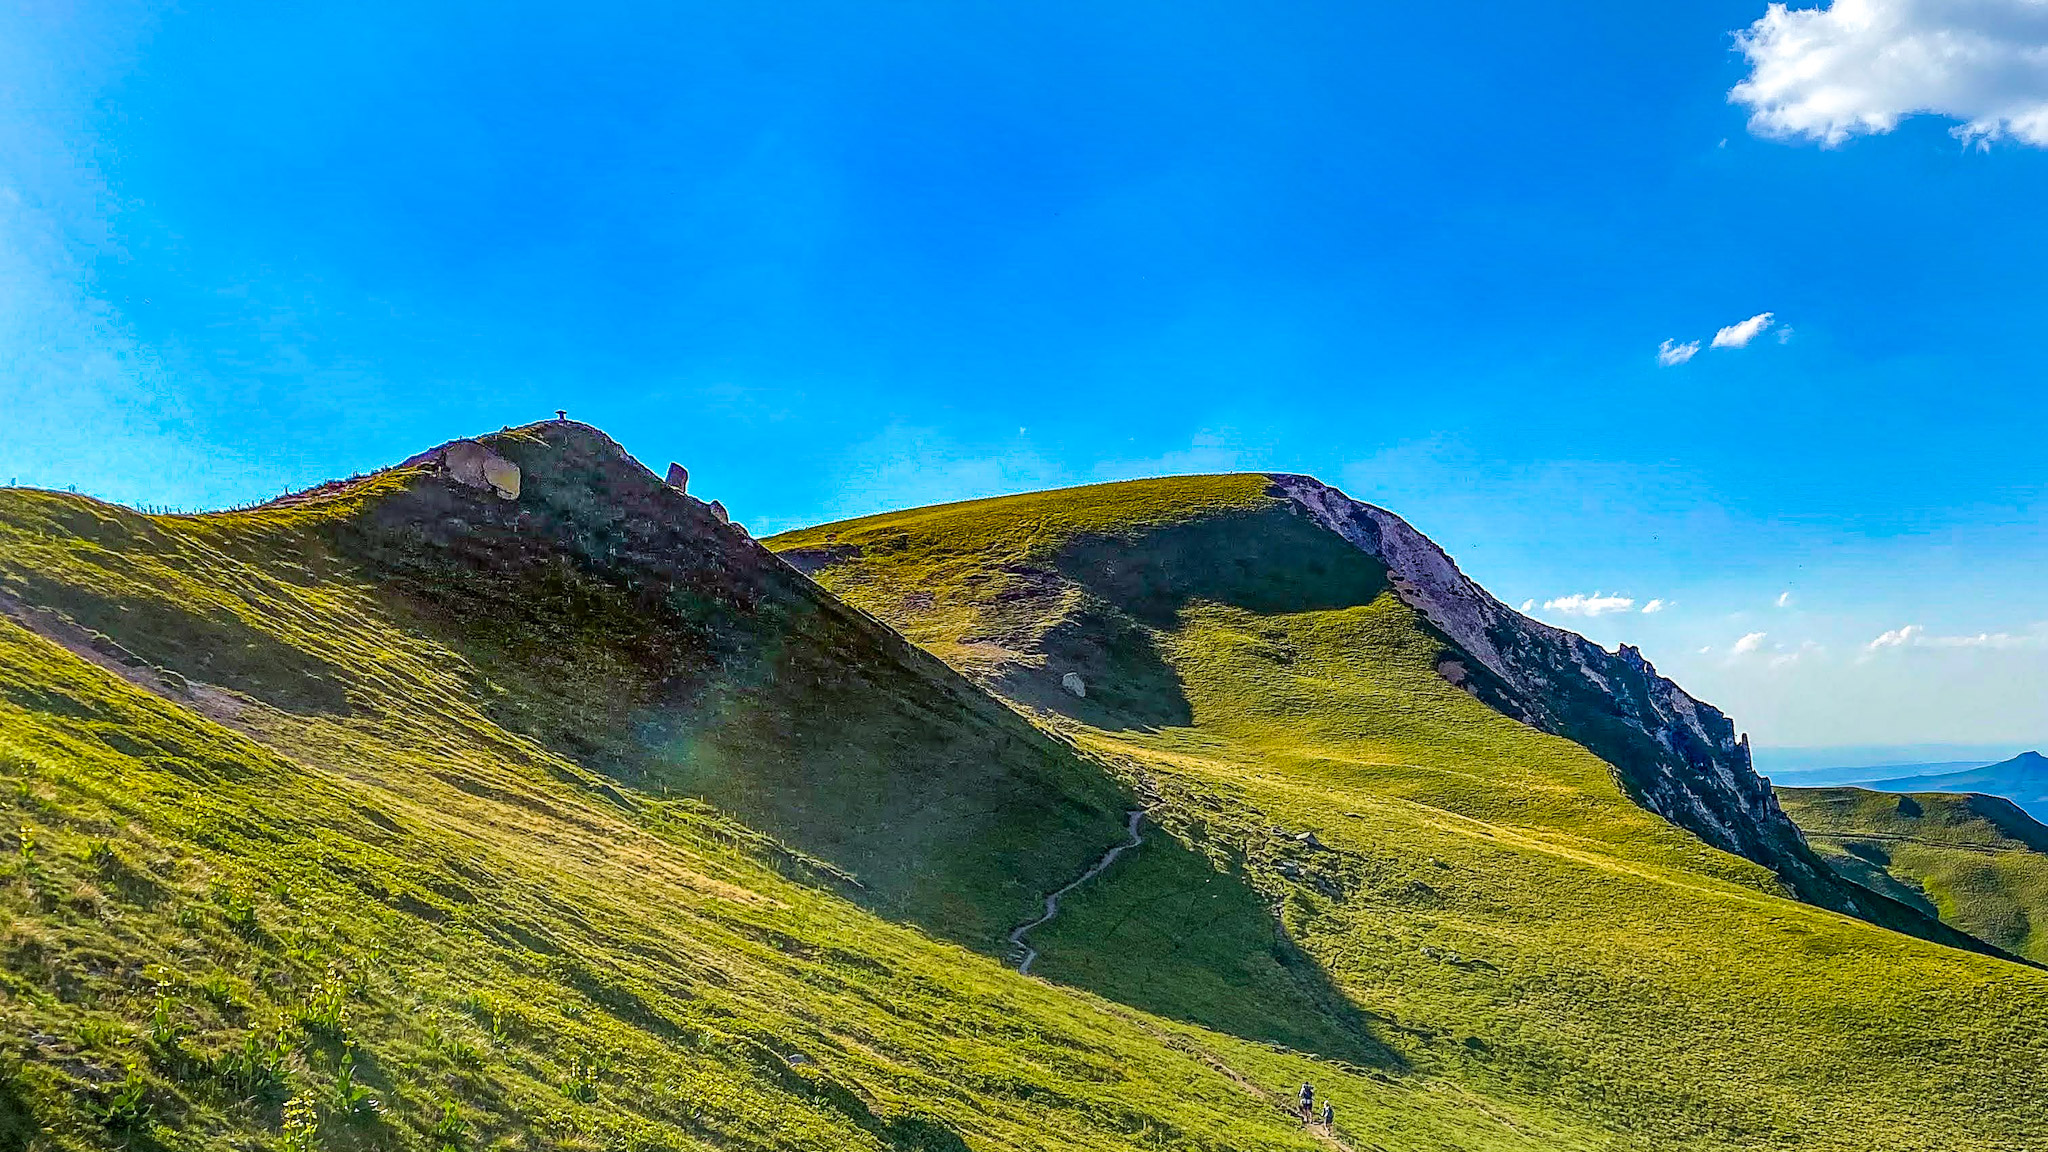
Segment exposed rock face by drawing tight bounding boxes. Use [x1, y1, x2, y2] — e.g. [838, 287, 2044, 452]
[709, 500, 730, 525]
[1267, 473, 1981, 942]
[666, 463, 689, 493]
[1061, 672, 1087, 698]
[410, 439, 521, 499]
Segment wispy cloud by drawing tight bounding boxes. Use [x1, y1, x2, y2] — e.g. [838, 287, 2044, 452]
[1657, 339, 1700, 367]
[1543, 592, 1637, 617]
[1776, 590, 1794, 608]
[1732, 0, 2048, 148]
[1866, 624, 2040, 653]
[1641, 598, 1669, 614]
[1712, 312, 1775, 348]
[1734, 631, 1768, 655]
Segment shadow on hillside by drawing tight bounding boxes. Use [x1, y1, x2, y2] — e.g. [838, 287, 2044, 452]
[993, 601, 1194, 732]
[1053, 505, 1390, 630]
[0, 1075, 31, 1152]
[1027, 821, 1404, 1071]
[1009, 504, 1389, 734]
[335, 428, 1159, 961]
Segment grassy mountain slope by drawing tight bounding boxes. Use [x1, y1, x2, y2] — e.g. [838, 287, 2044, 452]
[0, 424, 1645, 1152]
[772, 475, 2048, 1152]
[1778, 786, 2048, 962]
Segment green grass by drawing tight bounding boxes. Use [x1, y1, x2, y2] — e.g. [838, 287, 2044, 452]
[0, 430, 1648, 1152]
[1777, 786, 2048, 963]
[771, 474, 2048, 1152]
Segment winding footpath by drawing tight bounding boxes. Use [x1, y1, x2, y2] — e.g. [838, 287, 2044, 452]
[1008, 809, 1145, 975]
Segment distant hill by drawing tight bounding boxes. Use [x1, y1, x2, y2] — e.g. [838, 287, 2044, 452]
[1853, 751, 2048, 821]
[1777, 786, 2048, 962]
[1763, 760, 1990, 788]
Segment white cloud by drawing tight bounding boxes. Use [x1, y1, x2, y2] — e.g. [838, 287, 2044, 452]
[1544, 592, 1638, 617]
[1776, 590, 1795, 607]
[1930, 632, 2029, 648]
[1657, 338, 1701, 366]
[1698, 645, 1714, 654]
[1731, 0, 2048, 148]
[1713, 312, 1776, 348]
[1867, 623, 2038, 651]
[1641, 599, 1669, 613]
[1519, 599, 1536, 613]
[1734, 631, 1769, 655]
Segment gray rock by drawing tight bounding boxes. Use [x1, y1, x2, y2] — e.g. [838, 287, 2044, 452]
[709, 500, 730, 524]
[437, 440, 521, 500]
[666, 462, 689, 492]
[1061, 671, 1086, 698]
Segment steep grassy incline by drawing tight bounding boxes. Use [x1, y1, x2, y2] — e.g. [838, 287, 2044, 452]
[1778, 786, 2048, 962]
[1, 424, 1132, 952]
[772, 475, 2048, 1152]
[1, 426, 1644, 1152]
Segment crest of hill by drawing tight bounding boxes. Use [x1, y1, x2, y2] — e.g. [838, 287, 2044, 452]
[1777, 785, 2048, 962]
[772, 473, 1977, 951]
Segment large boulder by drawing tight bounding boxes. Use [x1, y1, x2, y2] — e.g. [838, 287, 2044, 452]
[666, 463, 689, 493]
[440, 440, 521, 500]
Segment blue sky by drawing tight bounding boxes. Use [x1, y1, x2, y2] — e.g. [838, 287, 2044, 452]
[3, 1, 2044, 755]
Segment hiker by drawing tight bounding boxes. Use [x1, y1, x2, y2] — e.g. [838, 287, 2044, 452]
[1322, 1101, 1334, 1128]
[1298, 1082, 1314, 1123]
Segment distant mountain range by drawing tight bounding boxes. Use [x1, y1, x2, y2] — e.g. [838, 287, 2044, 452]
[1765, 760, 1993, 788]
[1845, 751, 2048, 822]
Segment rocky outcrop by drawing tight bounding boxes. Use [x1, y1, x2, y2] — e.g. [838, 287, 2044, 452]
[404, 439, 521, 499]
[1269, 473, 2000, 952]
[666, 463, 689, 493]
